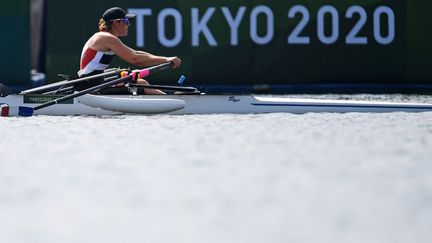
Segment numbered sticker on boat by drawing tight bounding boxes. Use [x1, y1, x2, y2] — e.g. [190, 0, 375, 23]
[23, 94, 73, 104]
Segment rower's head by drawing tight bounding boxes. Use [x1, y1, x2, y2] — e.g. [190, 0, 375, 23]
[98, 7, 135, 36]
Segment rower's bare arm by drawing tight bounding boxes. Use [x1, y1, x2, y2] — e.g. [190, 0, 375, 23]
[136, 51, 181, 68]
[106, 36, 181, 68]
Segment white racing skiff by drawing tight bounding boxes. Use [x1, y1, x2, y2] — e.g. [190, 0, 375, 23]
[1, 63, 432, 116]
[2, 93, 432, 116]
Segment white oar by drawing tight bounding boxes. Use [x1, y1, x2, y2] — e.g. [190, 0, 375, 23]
[20, 68, 127, 95]
[18, 62, 174, 116]
[42, 75, 121, 95]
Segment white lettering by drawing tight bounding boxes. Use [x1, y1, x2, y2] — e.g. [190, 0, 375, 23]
[221, 6, 247, 46]
[250, 5, 274, 45]
[128, 8, 152, 47]
[374, 6, 395, 45]
[345, 6, 368, 44]
[287, 5, 310, 44]
[317, 5, 339, 44]
[128, 5, 396, 47]
[191, 7, 217, 46]
[158, 8, 183, 47]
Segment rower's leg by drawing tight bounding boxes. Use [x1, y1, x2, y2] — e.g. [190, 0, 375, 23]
[137, 79, 166, 95]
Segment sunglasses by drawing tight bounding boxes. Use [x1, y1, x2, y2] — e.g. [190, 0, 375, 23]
[112, 18, 130, 26]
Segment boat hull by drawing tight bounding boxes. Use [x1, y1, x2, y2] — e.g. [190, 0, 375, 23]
[169, 95, 432, 114]
[2, 94, 432, 116]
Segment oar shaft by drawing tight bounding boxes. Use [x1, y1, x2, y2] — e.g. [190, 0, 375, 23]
[43, 76, 117, 95]
[33, 75, 132, 111]
[20, 69, 126, 95]
[128, 84, 197, 92]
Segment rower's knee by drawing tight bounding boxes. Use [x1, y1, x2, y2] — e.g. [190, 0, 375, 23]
[137, 79, 149, 85]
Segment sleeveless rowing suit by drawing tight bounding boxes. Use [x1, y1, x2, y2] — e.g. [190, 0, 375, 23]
[75, 43, 115, 91]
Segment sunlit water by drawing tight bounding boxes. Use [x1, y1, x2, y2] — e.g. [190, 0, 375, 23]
[1, 94, 432, 243]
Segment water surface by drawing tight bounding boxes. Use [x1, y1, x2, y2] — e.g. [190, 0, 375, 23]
[1, 94, 432, 243]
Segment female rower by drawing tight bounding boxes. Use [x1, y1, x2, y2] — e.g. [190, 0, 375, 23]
[76, 7, 181, 94]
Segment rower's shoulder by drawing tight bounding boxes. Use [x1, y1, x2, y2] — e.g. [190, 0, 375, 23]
[93, 31, 117, 39]
[89, 32, 120, 47]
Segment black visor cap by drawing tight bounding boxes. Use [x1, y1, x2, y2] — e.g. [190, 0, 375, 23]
[102, 7, 136, 21]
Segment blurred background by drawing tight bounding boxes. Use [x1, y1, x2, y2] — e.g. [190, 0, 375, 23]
[1, 0, 431, 93]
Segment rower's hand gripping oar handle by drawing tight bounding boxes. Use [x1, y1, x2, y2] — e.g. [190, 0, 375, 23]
[124, 62, 175, 82]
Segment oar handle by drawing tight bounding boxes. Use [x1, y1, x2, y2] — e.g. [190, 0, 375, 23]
[148, 62, 175, 74]
[130, 62, 174, 80]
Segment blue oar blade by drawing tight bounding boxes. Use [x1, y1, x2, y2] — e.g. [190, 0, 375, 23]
[18, 106, 34, 117]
